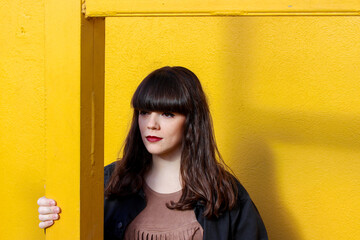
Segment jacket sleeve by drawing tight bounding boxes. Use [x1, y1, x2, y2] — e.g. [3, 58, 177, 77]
[230, 182, 268, 240]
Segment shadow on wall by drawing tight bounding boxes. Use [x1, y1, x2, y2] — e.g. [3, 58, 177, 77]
[235, 134, 302, 240]
[221, 17, 303, 240]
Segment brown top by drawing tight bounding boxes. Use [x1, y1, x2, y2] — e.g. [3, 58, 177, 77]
[124, 183, 203, 240]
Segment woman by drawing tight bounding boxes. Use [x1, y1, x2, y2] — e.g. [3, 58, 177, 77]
[38, 66, 268, 239]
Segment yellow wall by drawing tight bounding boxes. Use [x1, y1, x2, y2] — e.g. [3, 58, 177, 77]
[104, 17, 360, 239]
[0, 0, 45, 239]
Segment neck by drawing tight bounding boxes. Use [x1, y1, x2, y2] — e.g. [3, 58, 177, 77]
[145, 152, 182, 193]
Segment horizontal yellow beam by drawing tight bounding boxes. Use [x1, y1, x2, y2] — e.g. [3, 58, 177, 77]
[85, 0, 360, 17]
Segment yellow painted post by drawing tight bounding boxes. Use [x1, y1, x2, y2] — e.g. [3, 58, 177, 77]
[80, 15, 105, 240]
[45, 0, 104, 239]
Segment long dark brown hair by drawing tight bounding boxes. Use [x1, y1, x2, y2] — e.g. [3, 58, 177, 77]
[105, 66, 238, 218]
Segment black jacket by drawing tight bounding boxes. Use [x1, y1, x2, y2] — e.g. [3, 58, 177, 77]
[104, 162, 268, 240]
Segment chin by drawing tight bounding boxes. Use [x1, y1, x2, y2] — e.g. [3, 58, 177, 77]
[144, 147, 163, 155]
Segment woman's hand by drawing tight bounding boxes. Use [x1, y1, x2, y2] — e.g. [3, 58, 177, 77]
[37, 196, 61, 229]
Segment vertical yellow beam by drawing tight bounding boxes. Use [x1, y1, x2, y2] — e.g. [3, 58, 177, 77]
[45, 0, 104, 239]
[80, 16, 105, 240]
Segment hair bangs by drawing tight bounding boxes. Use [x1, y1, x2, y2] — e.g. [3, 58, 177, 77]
[132, 68, 191, 114]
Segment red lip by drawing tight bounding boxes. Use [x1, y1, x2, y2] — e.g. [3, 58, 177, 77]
[146, 136, 163, 142]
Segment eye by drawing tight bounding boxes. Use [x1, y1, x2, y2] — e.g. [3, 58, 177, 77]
[139, 110, 149, 115]
[162, 112, 175, 118]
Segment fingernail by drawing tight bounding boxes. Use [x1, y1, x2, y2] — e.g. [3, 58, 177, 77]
[53, 207, 59, 213]
[50, 200, 55, 205]
[53, 214, 58, 219]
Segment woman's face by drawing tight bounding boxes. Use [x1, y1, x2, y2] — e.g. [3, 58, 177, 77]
[138, 110, 186, 159]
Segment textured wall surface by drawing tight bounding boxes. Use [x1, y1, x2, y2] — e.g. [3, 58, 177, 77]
[105, 17, 360, 240]
[0, 0, 45, 239]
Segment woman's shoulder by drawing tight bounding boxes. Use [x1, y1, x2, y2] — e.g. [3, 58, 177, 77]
[227, 175, 268, 238]
[104, 161, 117, 173]
[234, 178, 252, 201]
[225, 172, 252, 202]
[104, 161, 118, 187]
[226, 173, 259, 213]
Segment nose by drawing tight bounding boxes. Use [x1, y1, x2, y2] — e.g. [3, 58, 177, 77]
[147, 112, 160, 130]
